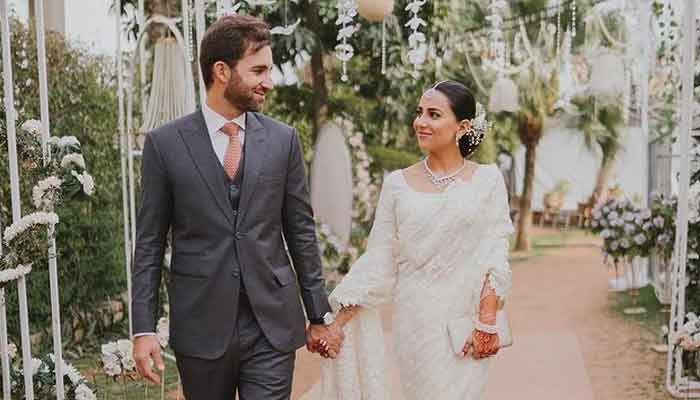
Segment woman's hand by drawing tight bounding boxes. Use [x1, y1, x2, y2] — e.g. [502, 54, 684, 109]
[463, 329, 500, 359]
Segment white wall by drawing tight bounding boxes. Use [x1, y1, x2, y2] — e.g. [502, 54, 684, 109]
[513, 118, 647, 210]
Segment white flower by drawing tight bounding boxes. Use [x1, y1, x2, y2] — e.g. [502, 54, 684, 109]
[0, 264, 32, 284]
[653, 216, 665, 228]
[591, 220, 599, 228]
[60, 153, 86, 169]
[634, 234, 647, 245]
[102, 354, 121, 376]
[101, 342, 123, 376]
[621, 239, 631, 249]
[71, 170, 95, 195]
[609, 211, 619, 220]
[7, 342, 17, 359]
[643, 222, 653, 231]
[610, 240, 619, 251]
[31, 358, 42, 375]
[592, 210, 602, 219]
[641, 209, 652, 219]
[624, 224, 637, 235]
[47, 136, 60, 146]
[32, 176, 63, 210]
[3, 212, 59, 243]
[600, 229, 612, 239]
[600, 219, 608, 227]
[116, 339, 135, 371]
[20, 119, 42, 135]
[156, 317, 170, 348]
[58, 136, 80, 148]
[603, 206, 610, 213]
[75, 384, 96, 400]
[623, 212, 635, 222]
[659, 234, 671, 244]
[348, 135, 363, 147]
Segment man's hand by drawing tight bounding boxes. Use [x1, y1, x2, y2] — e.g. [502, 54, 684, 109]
[306, 323, 345, 359]
[133, 335, 165, 384]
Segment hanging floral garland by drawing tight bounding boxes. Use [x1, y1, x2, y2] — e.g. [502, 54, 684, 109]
[335, 0, 359, 82]
[404, 0, 427, 76]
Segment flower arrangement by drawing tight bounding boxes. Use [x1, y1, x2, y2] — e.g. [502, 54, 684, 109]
[101, 339, 136, 379]
[590, 198, 653, 265]
[315, 120, 381, 288]
[0, 119, 95, 283]
[101, 322, 171, 398]
[670, 312, 700, 351]
[7, 347, 96, 400]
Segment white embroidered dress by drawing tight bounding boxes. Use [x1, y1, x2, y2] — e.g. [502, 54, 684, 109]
[303, 163, 514, 400]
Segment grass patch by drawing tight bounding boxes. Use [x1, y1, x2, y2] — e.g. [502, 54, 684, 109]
[72, 353, 182, 399]
[510, 228, 594, 263]
[610, 284, 667, 337]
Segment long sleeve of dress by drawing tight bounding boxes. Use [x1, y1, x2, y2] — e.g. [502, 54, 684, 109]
[328, 172, 399, 311]
[477, 169, 515, 301]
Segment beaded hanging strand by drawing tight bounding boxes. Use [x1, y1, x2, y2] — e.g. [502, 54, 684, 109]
[183, 0, 193, 62]
[381, 18, 387, 75]
[571, 0, 577, 38]
[556, 0, 561, 58]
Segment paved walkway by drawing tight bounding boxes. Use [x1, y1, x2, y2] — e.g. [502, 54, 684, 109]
[291, 229, 669, 399]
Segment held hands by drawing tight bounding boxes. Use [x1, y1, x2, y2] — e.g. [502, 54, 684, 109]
[133, 335, 165, 384]
[306, 322, 345, 359]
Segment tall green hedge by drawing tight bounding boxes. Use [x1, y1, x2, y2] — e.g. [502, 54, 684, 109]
[0, 18, 127, 350]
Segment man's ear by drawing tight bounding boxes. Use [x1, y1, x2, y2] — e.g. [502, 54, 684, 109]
[213, 61, 231, 85]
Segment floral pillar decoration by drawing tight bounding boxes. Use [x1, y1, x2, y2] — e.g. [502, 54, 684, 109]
[335, 0, 359, 82]
[405, 0, 427, 76]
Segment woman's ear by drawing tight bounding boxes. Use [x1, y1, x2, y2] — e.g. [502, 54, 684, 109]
[459, 119, 472, 134]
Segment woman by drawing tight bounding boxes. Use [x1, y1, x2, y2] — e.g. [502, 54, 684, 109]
[305, 80, 514, 399]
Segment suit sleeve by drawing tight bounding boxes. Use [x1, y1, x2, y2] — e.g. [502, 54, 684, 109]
[281, 129, 332, 322]
[131, 133, 172, 335]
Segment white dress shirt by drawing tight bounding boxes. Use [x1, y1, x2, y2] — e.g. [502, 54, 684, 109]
[134, 104, 247, 338]
[202, 101, 246, 166]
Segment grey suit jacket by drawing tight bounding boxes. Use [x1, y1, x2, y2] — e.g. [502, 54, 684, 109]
[131, 110, 331, 359]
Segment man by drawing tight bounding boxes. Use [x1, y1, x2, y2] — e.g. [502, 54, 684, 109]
[131, 14, 344, 399]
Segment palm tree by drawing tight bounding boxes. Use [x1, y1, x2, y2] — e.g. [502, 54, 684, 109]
[513, 66, 559, 251]
[569, 96, 624, 205]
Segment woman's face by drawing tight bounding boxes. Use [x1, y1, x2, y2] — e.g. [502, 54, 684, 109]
[413, 89, 464, 155]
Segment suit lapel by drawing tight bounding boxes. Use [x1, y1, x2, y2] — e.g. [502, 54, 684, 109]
[236, 113, 268, 228]
[178, 110, 236, 227]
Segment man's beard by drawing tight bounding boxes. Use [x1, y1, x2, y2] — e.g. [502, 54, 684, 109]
[224, 72, 263, 112]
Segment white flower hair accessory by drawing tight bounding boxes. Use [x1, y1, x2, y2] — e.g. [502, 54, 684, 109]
[456, 102, 490, 146]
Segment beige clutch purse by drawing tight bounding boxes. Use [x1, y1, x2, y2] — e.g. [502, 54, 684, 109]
[447, 310, 513, 356]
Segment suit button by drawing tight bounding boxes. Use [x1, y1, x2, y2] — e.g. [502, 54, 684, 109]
[232, 270, 240, 278]
[232, 210, 238, 216]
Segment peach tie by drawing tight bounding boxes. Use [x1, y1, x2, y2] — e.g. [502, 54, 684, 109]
[221, 122, 242, 179]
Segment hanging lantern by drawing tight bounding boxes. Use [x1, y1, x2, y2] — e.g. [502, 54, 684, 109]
[488, 76, 520, 113]
[356, 0, 394, 22]
[589, 52, 625, 98]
